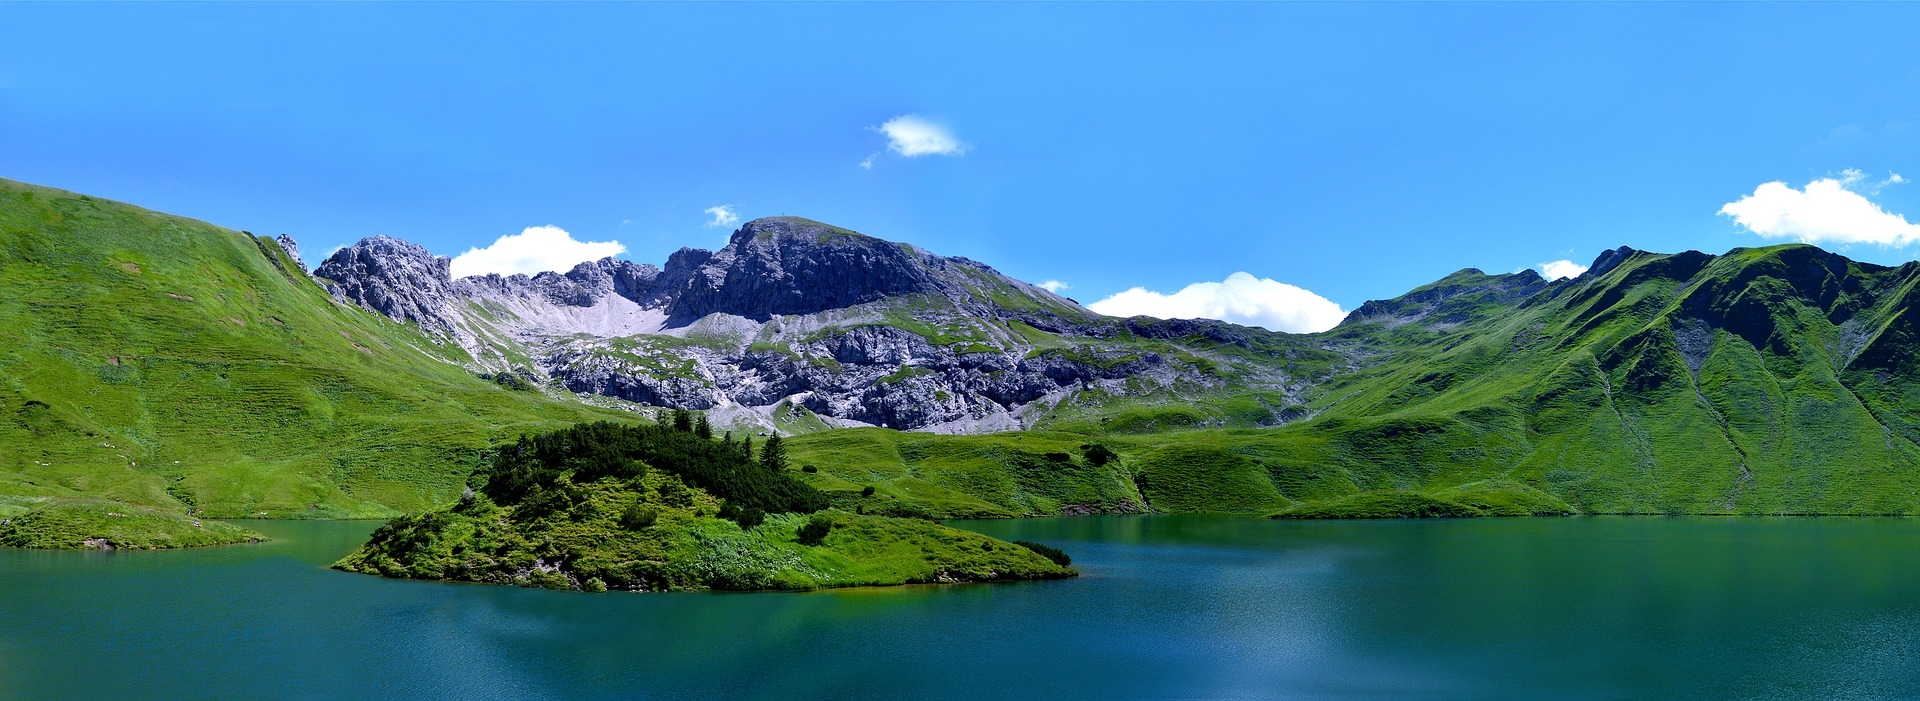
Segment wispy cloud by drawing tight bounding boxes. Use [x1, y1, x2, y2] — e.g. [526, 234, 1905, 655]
[1720, 171, 1920, 246]
[449, 226, 626, 278]
[1037, 280, 1070, 293]
[1088, 272, 1346, 333]
[704, 205, 740, 228]
[1537, 260, 1588, 280]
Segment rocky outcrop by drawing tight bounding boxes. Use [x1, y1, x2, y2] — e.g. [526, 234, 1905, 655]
[314, 236, 465, 336]
[273, 234, 305, 270]
[664, 217, 942, 322]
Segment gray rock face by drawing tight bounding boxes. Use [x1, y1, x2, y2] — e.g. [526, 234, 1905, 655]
[312, 216, 1308, 433]
[663, 217, 940, 322]
[273, 234, 305, 270]
[314, 236, 464, 336]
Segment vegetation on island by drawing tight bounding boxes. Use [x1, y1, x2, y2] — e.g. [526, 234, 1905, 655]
[333, 416, 1076, 591]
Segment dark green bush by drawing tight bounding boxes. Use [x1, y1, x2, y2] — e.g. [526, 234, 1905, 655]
[620, 503, 658, 530]
[1081, 443, 1118, 467]
[860, 486, 876, 497]
[1013, 540, 1071, 566]
[797, 513, 833, 545]
[719, 502, 766, 528]
[801, 464, 818, 473]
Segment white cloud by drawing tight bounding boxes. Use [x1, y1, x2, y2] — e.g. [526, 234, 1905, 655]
[876, 115, 967, 158]
[1538, 260, 1589, 280]
[704, 205, 740, 228]
[1087, 272, 1347, 333]
[449, 226, 626, 278]
[1720, 173, 1920, 246]
[1037, 280, 1070, 293]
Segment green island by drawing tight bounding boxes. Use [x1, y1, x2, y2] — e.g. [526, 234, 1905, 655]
[334, 418, 1075, 590]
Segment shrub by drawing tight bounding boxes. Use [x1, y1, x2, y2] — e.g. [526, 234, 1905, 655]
[719, 502, 766, 528]
[1081, 443, 1118, 467]
[860, 486, 876, 497]
[620, 503, 658, 530]
[797, 513, 833, 545]
[1044, 452, 1073, 463]
[801, 464, 818, 473]
[1013, 540, 1071, 567]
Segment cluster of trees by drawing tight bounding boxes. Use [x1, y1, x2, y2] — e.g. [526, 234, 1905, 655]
[480, 418, 827, 517]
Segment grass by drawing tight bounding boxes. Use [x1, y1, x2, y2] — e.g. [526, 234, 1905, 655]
[1271, 491, 1484, 519]
[0, 498, 263, 548]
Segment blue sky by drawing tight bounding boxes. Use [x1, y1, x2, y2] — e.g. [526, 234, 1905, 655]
[6, 3, 1920, 332]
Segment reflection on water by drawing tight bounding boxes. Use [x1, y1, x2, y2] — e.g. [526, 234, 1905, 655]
[5, 516, 1920, 699]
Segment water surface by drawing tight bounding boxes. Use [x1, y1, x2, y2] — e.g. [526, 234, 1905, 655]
[5, 516, 1920, 699]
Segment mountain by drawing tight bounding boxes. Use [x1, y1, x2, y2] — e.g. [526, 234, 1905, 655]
[313, 215, 1336, 434]
[12, 172, 1920, 549]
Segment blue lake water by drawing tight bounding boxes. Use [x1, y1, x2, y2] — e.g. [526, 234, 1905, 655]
[6, 515, 1920, 699]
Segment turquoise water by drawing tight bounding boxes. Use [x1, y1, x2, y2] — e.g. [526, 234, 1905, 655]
[6, 515, 1920, 699]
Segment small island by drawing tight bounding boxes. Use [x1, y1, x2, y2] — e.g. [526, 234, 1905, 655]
[334, 417, 1077, 591]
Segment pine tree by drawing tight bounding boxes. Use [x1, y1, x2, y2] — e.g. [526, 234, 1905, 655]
[671, 409, 693, 432]
[759, 435, 787, 472]
[694, 415, 713, 440]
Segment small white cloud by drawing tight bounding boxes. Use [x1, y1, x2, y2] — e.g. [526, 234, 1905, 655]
[704, 205, 740, 228]
[1037, 280, 1070, 293]
[1538, 260, 1589, 280]
[449, 226, 626, 278]
[876, 115, 968, 158]
[858, 154, 877, 170]
[1720, 174, 1920, 246]
[1088, 272, 1347, 333]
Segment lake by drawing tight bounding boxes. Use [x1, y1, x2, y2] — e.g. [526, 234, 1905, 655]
[5, 515, 1920, 699]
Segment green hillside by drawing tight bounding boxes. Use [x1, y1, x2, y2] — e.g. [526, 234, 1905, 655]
[0, 177, 633, 539]
[793, 244, 1920, 517]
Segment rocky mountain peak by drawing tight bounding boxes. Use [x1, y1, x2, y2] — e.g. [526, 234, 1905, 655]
[314, 235, 462, 335]
[272, 234, 305, 270]
[663, 217, 940, 322]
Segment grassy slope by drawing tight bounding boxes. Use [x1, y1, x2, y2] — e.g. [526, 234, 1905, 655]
[0, 178, 634, 534]
[795, 245, 1920, 518]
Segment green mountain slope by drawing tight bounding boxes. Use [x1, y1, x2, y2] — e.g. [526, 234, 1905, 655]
[0, 177, 633, 530]
[794, 245, 1920, 517]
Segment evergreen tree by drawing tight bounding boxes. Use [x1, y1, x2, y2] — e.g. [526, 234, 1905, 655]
[740, 435, 753, 460]
[672, 409, 693, 432]
[759, 435, 787, 472]
[694, 415, 713, 440]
